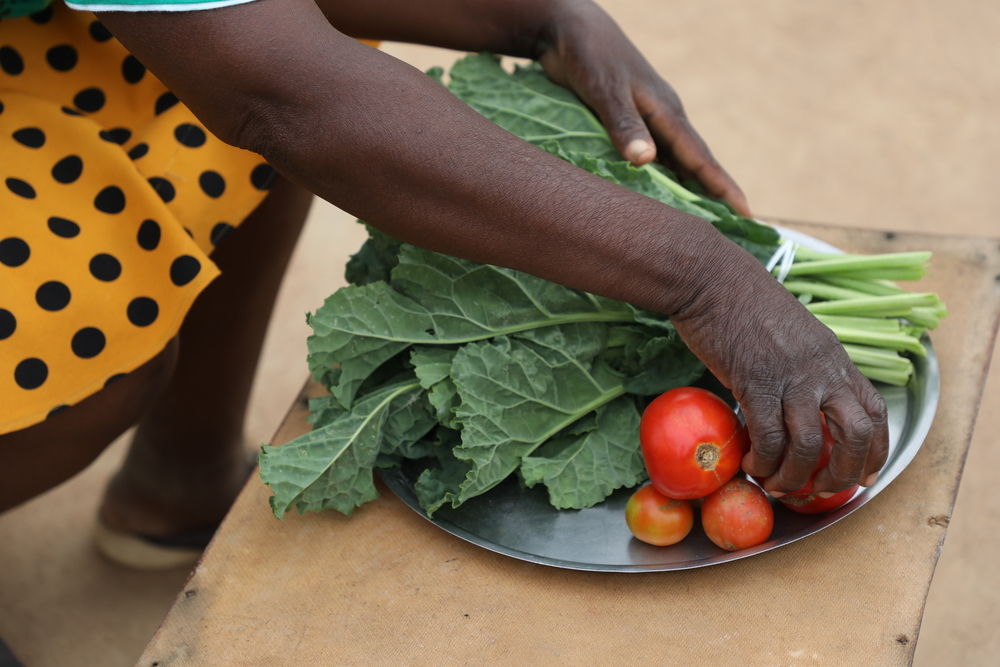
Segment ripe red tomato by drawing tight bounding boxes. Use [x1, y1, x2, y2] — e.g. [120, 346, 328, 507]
[701, 477, 774, 551]
[779, 486, 857, 514]
[639, 387, 749, 500]
[625, 485, 694, 546]
[768, 415, 859, 514]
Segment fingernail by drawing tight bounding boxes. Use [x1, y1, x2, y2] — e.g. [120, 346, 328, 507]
[625, 139, 654, 163]
[769, 491, 785, 498]
[863, 472, 878, 487]
[817, 492, 836, 499]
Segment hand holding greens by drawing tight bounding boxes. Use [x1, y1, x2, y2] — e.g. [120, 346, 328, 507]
[259, 54, 944, 518]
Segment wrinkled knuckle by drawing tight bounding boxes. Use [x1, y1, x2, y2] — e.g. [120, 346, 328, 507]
[743, 369, 784, 404]
[867, 392, 888, 423]
[844, 415, 874, 445]
[784, 381, 821, 404]
[753, 429, 787, 459]
[789, 431, 824, 460]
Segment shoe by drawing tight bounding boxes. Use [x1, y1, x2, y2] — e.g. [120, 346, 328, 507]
[93, 519, 216, 570]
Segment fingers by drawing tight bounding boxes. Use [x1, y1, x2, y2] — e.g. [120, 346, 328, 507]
[740, 391, 787, 481]
[641, 107, 752, 217]
[811, 384, 875, 493]
[763, 393, 825, 495]
[586, 86, 659, 165]
[742, 375, 885, 495]
[859, 381, 890, 483]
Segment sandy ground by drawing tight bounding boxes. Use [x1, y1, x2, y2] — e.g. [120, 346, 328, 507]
[1, 1, 998, 664]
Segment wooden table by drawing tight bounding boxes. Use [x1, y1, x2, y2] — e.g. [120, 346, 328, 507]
[142, 222, 1000, 665]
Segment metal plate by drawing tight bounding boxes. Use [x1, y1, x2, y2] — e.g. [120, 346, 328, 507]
[379, 228, 941, 572]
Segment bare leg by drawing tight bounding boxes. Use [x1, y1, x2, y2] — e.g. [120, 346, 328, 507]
[0, 340, 178, 513]
[99, 176, 313, 537]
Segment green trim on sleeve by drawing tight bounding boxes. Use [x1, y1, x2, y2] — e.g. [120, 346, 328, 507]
[0, 0, 51, 19]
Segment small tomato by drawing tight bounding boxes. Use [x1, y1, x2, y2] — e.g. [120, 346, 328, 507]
[766, 415, 859, 514]
[639, 387, 749, 499]
[625, 485, 694, 547]
[701, 477, 774, 551]
[779, 486, 858, 514]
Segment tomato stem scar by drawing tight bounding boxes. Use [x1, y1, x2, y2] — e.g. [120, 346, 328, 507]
[695, 443, 720, 470]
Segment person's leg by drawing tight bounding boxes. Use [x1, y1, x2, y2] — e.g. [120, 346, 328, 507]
[99, 176, 313, 537]
[0, 340, 179, 513]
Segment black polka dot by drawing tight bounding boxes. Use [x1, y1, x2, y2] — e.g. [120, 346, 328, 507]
[0, 99, 4, 114]
[198, 170, 226, 198]
[121, 55, 145, 84]
[0, 46, 24, 75]
[71, 327, 106, 359]
[73, 87, 105, 113]
[89, 21, 113, 42]
[94, 186, 125, 213]
[0, 237, 30, 266]
[183, 227, 194, 238]
[170, 255, 201, 286]
[13, 127, 45, 148]
[127, 297, 158, 327]
[51, 155, 83, 184]
[137, 219, 161, 250]
[148, 177, 175, 203]
[48, 216, 80, 238]
[104, 373, 126, 387]
[89, 253, 121, 281]
[210, 222, 234, 246]
[29, 6, 53, 23]
[0, 308, 15, 340]
[154, 92, 179, 115]
[99, 127, 131, 145]
[250, 164, 276, 191]
[14, 358, 47, 390]
[47, 405, 69, 419]
[174, 123, 206, 147]
[36, 281, 71, 311]
[61, 105, 82, 116]
[5, 177, 36, 199]
[127, 142, 148, 160]
[45, 44, 77, 71]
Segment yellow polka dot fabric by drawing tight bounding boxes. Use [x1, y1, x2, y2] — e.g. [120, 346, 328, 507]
[0, 3, 276, 434]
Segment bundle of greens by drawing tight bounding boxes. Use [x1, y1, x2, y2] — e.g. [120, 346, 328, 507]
[259, 54, 943, 519]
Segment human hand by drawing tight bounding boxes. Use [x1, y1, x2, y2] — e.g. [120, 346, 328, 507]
[671, 244, 889, 495]
[536, 1, 751, 216]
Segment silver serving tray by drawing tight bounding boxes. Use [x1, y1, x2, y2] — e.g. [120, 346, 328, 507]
[379, 229, 940, 571]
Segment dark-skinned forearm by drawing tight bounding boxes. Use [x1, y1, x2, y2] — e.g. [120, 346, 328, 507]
[101, 0, 889, 495]
[98, 1, 744, 319]
[312, 0, 573, 57]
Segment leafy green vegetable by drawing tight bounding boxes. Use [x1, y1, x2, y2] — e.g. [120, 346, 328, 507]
[260, 379, 432, 517]
[449, 54, 782, 262]
[521, 397, 646, 509]
[261, 52, 944, 520]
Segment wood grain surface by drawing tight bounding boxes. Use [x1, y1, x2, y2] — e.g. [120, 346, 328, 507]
[141, 222, 1000, 666]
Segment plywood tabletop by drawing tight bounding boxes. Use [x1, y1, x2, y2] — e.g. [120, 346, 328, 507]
[141, 222, 1000, 666]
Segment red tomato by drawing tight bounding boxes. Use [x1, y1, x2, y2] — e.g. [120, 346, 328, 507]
[625, 485, 694, 546]
[639, 387, 749, 499]
[701, 478, 774, 551]
[766, 415, 859, 514]
[779, 486, 858, 514]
